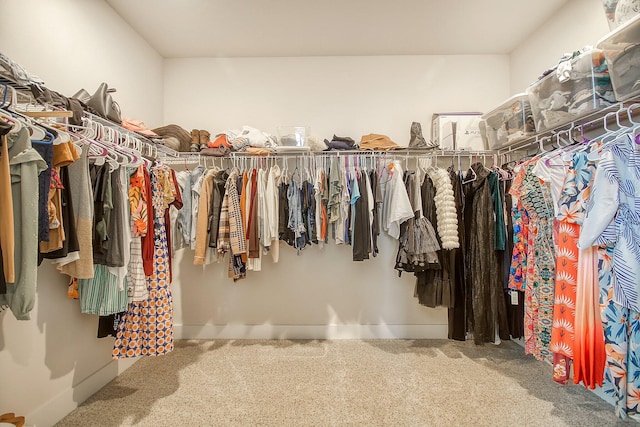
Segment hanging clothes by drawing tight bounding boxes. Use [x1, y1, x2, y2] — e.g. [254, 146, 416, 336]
[278, 179, 295, 247]
[193, 168, 218, 265]
[170, 170, 190, 253]
[549, 152, 596, 384]
[217, 168, 247, 280]
[287, 178, 306, 251]
[381, 162, 413, 240]
[247, 169, 260, 258]
[113, 162, 178, 358]
[189, 165, 206, 251]
[264, 164, 280, 261]
[447, 166, 467, 341]
[501, 171, 524, 340]
[58, 143, 95, 279]
[413, 172, 446, 307]
[579, 134, 640, 398]
[127, 165, 150, 303]
[579, 134, 640, 312]
[32, 133, 53, 244]
[352, 171, 371, 261]
[463, 162, 509, 345]
[511, 162, 556, 360]
[39, 140, 81, 256]
[0, 121, 15, 287]
[0, 127, 47, 320]
[39, 140, 81, 263]
[78, 164, 130, 316]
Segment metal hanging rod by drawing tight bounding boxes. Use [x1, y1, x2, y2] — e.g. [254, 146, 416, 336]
[160, 147, 499, 162]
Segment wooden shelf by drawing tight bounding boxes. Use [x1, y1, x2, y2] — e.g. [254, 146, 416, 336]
[23, 110, 74, 118]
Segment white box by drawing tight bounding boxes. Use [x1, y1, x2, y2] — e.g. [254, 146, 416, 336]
[431, 113, 485, 150]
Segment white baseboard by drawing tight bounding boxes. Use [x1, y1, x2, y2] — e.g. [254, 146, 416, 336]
[174, 323, 448, 340]
[28, 358, 138, 427]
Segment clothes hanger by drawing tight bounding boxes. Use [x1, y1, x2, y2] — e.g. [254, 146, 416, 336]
[0, 108, 22, 134]
[462, 154, 477, 184]
[625, 103, 640, 141]
[0, 83, 14, 109]
[625, 103, 640, 152]
[559, 124, 592, 161]
[30, 129, 54, 145]
[538, 129, 571, 166]
[586, 110, 627, 161]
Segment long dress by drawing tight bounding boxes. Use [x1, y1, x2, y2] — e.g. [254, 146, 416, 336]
[518, 163, 556, 363]
[550, 152, 596, 384]
[463, 163, 509, 344]
[580, 135, 640, 417]
[113, 163, 176, 359]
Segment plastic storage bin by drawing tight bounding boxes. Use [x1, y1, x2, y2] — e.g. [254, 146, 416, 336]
[526, 49, 615, 132]
[277, 126, 308, 147]
[602, 0, 640, 31]
[597, 14, 640, 102]
[481, 94, 536, 150]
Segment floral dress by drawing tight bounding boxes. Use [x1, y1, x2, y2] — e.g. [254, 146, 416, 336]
[580, 135, 640, 418]
[549, 152, 596, 384]
[508, 197, 529, 291]
[518, 163, 556, 363]
[113, 163, 176, 359]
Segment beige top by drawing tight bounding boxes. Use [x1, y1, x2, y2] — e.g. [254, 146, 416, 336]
[193, 169, 217, 265]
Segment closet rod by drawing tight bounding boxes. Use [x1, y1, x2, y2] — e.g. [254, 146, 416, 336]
[83, 111, 179, 158]
[23, 110, 73, 118]
[181, 148, 499, 161]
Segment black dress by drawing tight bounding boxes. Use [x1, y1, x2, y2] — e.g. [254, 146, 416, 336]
[447, 167, 467, 340]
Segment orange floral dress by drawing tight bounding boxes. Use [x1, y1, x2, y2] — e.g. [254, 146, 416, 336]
[550, 152, 598, 384]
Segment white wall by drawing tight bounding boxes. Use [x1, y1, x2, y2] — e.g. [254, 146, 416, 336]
[165, 55, 508, 143]
[509, 0, 610, 95]
[164, 55, 511, 340]
[0, 1, 163, 426]
[0, 0, 164, 127]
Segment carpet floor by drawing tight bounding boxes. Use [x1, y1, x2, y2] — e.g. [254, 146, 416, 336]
[56, 339, 636, 426]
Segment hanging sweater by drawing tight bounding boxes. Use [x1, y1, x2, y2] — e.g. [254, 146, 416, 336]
[58, 145, 95, 279]
[0, 127, 47, 320]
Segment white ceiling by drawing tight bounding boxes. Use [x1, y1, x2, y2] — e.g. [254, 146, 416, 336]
[106, 0, 569, 58]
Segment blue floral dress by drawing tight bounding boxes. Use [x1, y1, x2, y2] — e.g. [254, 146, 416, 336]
[580, 134, 640, 311]
[580, 134, 640, 419]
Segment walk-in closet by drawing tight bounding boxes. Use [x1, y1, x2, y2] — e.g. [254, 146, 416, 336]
[1, 1, 640, 426]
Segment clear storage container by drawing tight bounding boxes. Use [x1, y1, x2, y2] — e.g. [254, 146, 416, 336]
[597, 14, 640, 102]
[481, 94, 536, 150]
[526, 49, 615, 132]
[603, 0, 640, 31]
[277, 126, 308, 147]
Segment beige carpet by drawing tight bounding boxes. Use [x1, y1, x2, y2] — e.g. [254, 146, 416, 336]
[56, 339, 635, 426]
